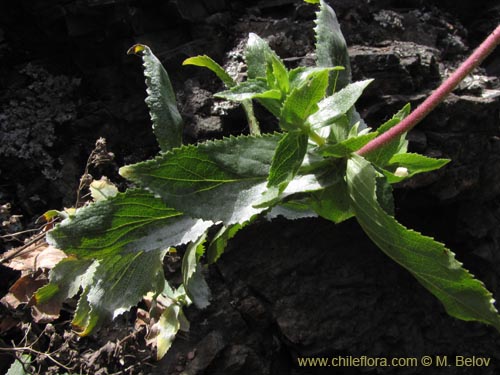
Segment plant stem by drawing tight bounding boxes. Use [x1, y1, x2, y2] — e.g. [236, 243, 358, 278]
[242, 99, 261, 135]
[309, 129, 326, 146]
[357, 24, 500, 156]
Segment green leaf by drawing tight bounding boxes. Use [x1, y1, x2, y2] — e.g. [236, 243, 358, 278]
[46, 189, 211, 259]
[288, 66, 343, 91]
[320, 132, 377, 157]
[128, 44, 183, 152]
[120, 134, 336, 224]
[314, 0, 351, 92]
[72, 249, 166, 335]
[245, 33, 281, 80]
[346, 154, 500, 332]
[41, 189, 211, 335]
[268, 53, 289, 94]
[120, 134, 280, 224]
[376, 176, 395, 215]
[364, 104, 411, 167]
[183, 55, 236, 88]
[383, 153, 451, 183]
[207, 223, 245, 264]
[309, 180, 354, 223]
[182, 233, 211, 309]
[259, 131, 309, 206]
[6, 354, 31, 375]
[304, 0, 319, 4]
[35, 258, 96, 306]
[279, 69, 329, 131]
[307, 80, 373, 130]
[215, 79, 281, 102]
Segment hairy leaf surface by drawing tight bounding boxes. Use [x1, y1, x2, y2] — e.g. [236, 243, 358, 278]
[268, 132, 309, 191]
[215, 79, 281, 102]
[245, 33, 282, 80]
[346, 154, 500, 331]
[73, 249, 166, 335]
[314, 0, 351, 92]
[47, 190, 210, 258]
[307, 80, 373, 130]
[280, 69, 329, 131]
[128, 44, 183, 152]
[120, 135, 279, 224]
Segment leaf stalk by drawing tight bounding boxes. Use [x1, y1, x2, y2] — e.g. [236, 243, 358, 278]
[357, 24, 500, 156]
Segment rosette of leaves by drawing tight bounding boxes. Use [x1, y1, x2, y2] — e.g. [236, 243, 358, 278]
[38, 0, 500, 361]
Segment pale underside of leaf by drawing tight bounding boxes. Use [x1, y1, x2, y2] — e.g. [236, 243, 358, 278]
[47, 190, 210, 258]
[120, 134, 340, 225]
[72, 249, 166, 335]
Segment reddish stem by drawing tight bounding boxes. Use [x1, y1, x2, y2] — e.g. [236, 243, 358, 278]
[357, 24, 500, 156]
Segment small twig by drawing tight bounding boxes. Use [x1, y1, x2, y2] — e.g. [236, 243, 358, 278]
[0, 228, 40, 241]
[357, 24, 500, 156]
[0, 229, 50, 266]
[0, 346, 75, 372]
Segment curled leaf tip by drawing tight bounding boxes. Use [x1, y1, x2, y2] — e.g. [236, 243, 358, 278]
[127, 44, 148, 56]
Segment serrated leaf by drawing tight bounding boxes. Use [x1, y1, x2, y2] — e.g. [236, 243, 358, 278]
[42, 189, 211, 335]
[268, 132, 309, 190]
[120, 134, 280, 224]
[258, 132, 309, 206]
[245, 33, 281, 80]
[207, 223, 245, 264]
[382, 153, 450, 183]
[183, 55, 235, 87]
[267, 53, 289, 94]
[47, 189, 211, 259]
[320, 132, 377, 157]
[346, 154, 500, 332]
[128, 44, 183, 152]
[35, 258, 96, 306]
[215, 79, 281, 102]
[307, 80, 373, 130]
[309, 180, 354, 223]
[120, 134, 339, 224]
[182, 233, 210, 309]
[6, 354, 31, 375]
[279, 69, 329, 131]
[364, 104, 411, 167]
[71, 249, 166, 335]
[314, 0, 351, 92]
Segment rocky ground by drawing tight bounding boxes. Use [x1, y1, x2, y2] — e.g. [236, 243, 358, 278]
[1, 0, 500, 374]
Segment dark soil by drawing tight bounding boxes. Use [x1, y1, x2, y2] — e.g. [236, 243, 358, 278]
[1, 0, 500, 374]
